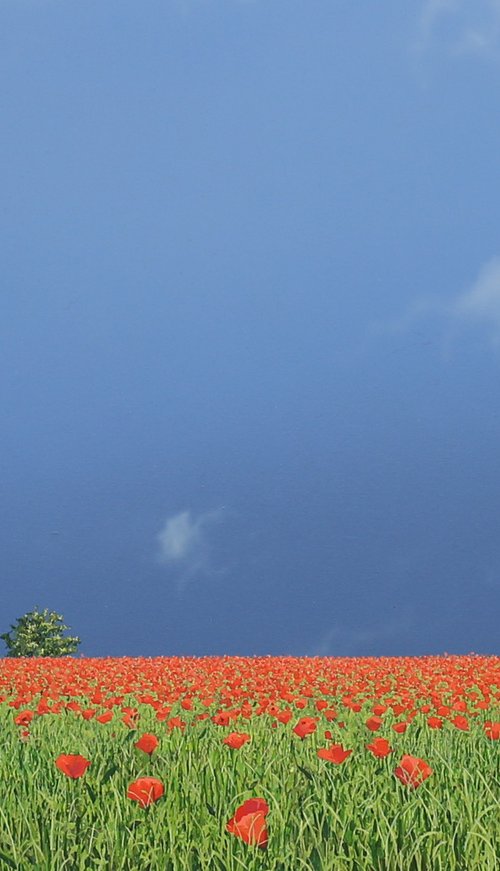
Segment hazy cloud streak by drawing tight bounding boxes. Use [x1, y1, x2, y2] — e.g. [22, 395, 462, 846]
[368, 255, 500, 356]
[417, 0, 500, 59]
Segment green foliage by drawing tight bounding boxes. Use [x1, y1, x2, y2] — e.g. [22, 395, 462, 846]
[0, 697, 498, 869]
[0, 607, 80, 657]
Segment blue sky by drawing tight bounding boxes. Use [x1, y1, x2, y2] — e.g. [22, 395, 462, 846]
[1, 0, 499, 657]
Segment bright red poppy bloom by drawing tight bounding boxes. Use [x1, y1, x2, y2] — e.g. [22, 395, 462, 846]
[394, 755, 433, 788]
[167, 717, 186, 731]
[155, 707, 172, 721]
[452, 715, 469, 731]
[365, 716, 383, 732]
[134, 733, 159, 755]
[436, 705, 450, 717]
[372, 704, 387, 716]
[293, 717, 318, 739]
[391, 704, 406, 716]
[366, 737, 392, 758]
[55, 754, 91, 779]
[212, 712, 232, 726]
[322, 708, 337, 721]
[392, 721, 408, 734]
[127, 777, 164, 808]
[427, 716, 443, 729]
[239, 703, 253, 719]
[14, 711, 34, 726]
[223, 732, 251, 749]
[317, 744, 352, 764]
[81, 709, 96, 721]
[226, 798, 269, 849]
[484, 721, 500, 740]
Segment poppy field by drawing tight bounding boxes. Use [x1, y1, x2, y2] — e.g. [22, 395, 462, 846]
[0, 654, 498, 870]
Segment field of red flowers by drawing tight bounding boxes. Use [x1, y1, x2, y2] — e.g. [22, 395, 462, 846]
[0, 654, 498, 870]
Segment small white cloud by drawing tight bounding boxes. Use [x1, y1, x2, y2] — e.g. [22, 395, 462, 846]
[156, 508, 226, 594]
[157, 511, 202, 562]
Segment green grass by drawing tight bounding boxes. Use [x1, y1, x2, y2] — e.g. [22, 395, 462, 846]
[0, 700, 498, 870]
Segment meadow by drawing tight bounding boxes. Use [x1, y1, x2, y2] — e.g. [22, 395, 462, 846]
[0, 654, 498, 870]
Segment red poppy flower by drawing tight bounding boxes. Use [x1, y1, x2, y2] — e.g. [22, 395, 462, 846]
[365, 716, 383, 732]
[55, 754, 91, 779]
[372, 704, 387, 716]
[134, 733, 159, 755]
[427, 716, 443, 729]
[436, 705, 450, 717]
[14, 711, 34, 727]
[96, 711, 113, 724]
[391, 704, 406, 716]
[212, 712, 232, 726]
[223, 732, 251, 749]
[293, 717, 318, 739]
[322, 708, 338, 721]
[452, 715, 469, 731]
[394, 755, 433, 788]
[127, 777, 164, 808]
[155, 707, 172, 721]
[366, 737, 392, 758]
[484, 721, 500, 740]
[317, 744, 352, 764]
[167, 717, 186, 731]
[392, 721, 408, 734]
[226, 798, 269, 849]
[81, 709, 96, 721]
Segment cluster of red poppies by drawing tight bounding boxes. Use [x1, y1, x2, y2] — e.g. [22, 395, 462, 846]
[53, 749, 270, 848]
[2, 654, 499, 849]
[51, 739, 431, 850]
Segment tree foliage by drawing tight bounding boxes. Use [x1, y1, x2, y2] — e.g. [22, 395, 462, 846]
[0, 607, 81, 657]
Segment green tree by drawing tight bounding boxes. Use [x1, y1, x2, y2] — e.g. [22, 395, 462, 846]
[0, 607, 81, 657]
